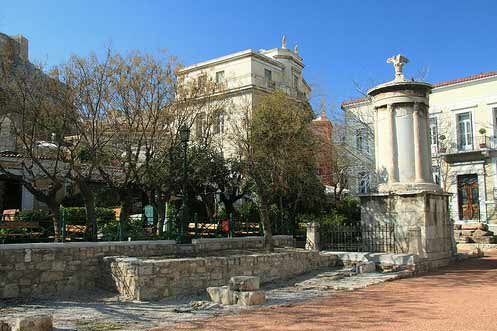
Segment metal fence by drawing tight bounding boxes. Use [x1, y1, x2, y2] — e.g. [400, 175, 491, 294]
[320, 223, 396, 253]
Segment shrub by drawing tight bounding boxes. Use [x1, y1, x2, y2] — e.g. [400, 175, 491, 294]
[18, 210, 51, 222]
[335, 197, 361, 226]
[239, 201, 260, 223]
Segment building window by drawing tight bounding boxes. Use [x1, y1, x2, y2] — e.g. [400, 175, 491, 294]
[429, 117, 438, 154]
[293, 75, 299, 88]
[358, 172, 369, 194]
[215, 71, 225, 84]
[355, 129, 368, 153]
[264, 69, 272, 81]
[457, 112, 473, 151]
[432, 166, 440, 185]
[213, 111, 224, 135]
[197, 74, 207, 89]
[356, 134, 363, 151]
[195, 112, 206, 139]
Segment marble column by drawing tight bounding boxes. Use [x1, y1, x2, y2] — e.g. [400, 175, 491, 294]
[424, 108, 434, 182]
[413, 103, 424, 183]
[386, 104, 398, 183]
[374, 109, 379, 171]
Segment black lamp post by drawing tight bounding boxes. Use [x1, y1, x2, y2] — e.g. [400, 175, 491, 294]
[179, 125, 190, 240]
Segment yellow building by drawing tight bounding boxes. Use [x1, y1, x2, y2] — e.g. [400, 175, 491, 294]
[342, 71, 497, 232]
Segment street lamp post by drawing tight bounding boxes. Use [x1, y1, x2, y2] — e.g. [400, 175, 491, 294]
[179, 125, 190, 241]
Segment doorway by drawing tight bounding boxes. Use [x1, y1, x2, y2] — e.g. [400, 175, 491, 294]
[457, 174, 480, 221]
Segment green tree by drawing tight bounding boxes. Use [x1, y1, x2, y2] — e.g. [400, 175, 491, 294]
[235, 91, 321, 250]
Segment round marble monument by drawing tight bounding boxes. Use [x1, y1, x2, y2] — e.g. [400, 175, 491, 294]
[368, 55, 440, 193]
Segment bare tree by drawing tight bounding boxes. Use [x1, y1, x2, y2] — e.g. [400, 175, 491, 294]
[55, 50, 117, 240]
[0, 45, 72, 241]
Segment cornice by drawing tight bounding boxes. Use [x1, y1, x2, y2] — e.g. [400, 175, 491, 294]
[178, 50, 285, 75]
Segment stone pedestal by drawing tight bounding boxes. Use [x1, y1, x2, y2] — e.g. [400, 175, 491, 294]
[305, 222, 320, 250]
[360, 191, 455, 267]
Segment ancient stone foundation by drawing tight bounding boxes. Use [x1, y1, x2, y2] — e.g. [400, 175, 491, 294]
[102, 249, 339, 301]
[0, 236, 295, 300]
[360, 191, 455, 270]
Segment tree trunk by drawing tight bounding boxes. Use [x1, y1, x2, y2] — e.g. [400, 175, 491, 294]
[48, 201, 62, 242]
[156, 197, 166, 236]
[258, 192, 273, 251]
[79, 182, 97, 241]
[221, 198, 235, 217]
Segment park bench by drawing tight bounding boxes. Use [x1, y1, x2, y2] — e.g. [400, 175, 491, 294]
[63, 224, 87, 241]
[2, 209, 19, 222]
[0, 220, 44, 242]
[187, 221, 260, 237]
[187, 222, 219, 237]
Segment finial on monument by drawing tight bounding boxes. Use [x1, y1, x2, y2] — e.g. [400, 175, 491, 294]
[387, 54, 409, 81]
[294, 44, 299, 54]
[282, 35, 287, 49]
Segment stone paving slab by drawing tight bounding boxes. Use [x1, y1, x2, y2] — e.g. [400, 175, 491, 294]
[0, 267, 409, 331]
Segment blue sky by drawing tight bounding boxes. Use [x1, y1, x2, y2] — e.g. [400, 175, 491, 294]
[2, 0, 497, 115]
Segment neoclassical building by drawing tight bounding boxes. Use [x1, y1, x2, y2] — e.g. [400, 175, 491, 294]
[177, 36, 311, 156]
[342, 71, 497, 231]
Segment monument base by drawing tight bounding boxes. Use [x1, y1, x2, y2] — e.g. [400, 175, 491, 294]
[378, 182, 442, 193]
[360, 191, 455, 269]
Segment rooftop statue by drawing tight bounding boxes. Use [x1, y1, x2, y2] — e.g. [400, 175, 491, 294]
[387, 54, 409, 81]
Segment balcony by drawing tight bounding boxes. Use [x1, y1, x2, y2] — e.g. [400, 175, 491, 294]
[436, 135, 497, 162]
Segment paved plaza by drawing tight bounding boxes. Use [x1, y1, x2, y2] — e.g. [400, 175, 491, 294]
[168, 256, 497, 331]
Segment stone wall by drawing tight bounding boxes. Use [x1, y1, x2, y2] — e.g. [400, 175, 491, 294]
[0, 241, 177, 299]
[190, 235, 295, 252]
[103, 250, 339, 301]
[0, 236, 295, 300]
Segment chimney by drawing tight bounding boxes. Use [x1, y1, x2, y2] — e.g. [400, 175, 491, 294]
[11, 35, 28, 62]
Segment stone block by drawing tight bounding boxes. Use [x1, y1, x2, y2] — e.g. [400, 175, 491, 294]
[2, 284, 19, 298]
[473, 236, 496, 244]
[229, 276, 260, 291]
[40, 271, 64, 283]
[472, 229, 493, 238]
[236, 290, 266, 306]
[461, 223, 480, 230]
[356, 261, 376, 273]
[207, 286, 236, 305]
[15, 315, 53, 331]
[0, 321, 11, 331]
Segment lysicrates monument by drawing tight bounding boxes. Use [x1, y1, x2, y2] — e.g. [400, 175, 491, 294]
[360, 55, 456, 269]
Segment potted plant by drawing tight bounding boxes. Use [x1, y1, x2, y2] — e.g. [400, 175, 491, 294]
[438, 135, 447, 153]
[478, 128, 487, 148]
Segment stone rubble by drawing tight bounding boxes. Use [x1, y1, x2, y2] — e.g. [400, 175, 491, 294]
[229, 276, 260, 291]
[354, 261, 376, 274]
[454, 223, 497, 244]
[207, 276, 266, 306]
